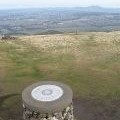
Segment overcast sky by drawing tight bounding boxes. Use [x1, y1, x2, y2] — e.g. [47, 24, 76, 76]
[0, 0, 120, 9]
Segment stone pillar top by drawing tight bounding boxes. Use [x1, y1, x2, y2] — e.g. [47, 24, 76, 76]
[22, 81, 73, 114]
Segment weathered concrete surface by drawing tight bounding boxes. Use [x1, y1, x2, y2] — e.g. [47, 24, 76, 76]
[22, 81, 74, 120]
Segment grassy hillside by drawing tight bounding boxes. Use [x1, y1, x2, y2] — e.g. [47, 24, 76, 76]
[0, 32, 120, 120]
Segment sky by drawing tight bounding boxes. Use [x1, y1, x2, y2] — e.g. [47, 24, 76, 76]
[0, 0, 120, 9]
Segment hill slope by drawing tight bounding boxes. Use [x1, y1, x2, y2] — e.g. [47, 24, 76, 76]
[0, 32, 120, 120]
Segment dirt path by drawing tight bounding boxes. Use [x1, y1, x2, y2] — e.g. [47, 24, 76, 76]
[73, 98, 120, 120]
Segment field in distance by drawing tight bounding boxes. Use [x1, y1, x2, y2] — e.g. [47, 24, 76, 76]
[0, 32, 120, 120]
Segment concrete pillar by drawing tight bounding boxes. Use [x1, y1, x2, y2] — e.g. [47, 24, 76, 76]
[22, 81, 74, 120]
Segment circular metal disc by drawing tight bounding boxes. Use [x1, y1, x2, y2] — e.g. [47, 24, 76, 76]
[22, 81, 73, 113]
[31, 85, 63, 102]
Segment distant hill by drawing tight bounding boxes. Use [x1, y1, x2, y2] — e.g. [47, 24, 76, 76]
[75, 6, 120, 13]
[1, 6, 120, 14]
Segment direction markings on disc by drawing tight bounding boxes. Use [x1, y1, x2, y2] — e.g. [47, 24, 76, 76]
[31, 85, 63, 102]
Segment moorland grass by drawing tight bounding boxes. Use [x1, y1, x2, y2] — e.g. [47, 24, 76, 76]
[0, 32, 120, 119]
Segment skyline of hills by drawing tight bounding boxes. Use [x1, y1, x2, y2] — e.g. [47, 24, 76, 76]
[1, 6, 120, 12]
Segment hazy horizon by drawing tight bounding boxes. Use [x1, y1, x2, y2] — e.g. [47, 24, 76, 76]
[0, 0, 120, 10]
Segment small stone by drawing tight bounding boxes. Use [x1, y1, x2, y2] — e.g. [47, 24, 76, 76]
[66, 107, 70, 112]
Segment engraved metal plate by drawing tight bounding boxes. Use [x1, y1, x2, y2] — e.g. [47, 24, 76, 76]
[31, 85, 63, 102]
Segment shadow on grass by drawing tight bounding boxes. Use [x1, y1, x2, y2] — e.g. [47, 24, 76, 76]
[0, 94, 22, 120]
[0, 94, 19, 107]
